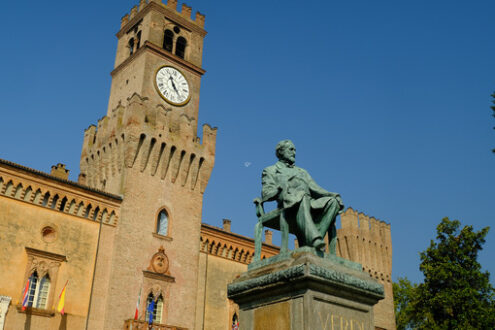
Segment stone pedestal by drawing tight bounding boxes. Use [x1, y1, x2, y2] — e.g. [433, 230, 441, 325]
[227, 248, 384, 330]
[0, 296, 11, 330]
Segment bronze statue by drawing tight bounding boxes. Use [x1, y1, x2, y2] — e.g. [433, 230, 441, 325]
[260, 140, 344, 253]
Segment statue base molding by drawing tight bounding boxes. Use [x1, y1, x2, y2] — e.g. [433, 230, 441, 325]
[227, 249, 384, 330]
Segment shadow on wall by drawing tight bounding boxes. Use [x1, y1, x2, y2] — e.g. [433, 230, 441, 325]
[58, 313, 67, 330]
[23, 312, 31, 330]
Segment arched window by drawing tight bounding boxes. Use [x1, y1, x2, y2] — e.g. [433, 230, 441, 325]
[129, 37, 135, 56]
[157, 209, 168, 236]
[175, 37, 187, 59]
[59, 196, 68, 212]
[136, 31, 142, 50]
[163, 30, 174, 52]
[50, 194, 59, 209]
[42, 192, 50, 206]
[145, 293, 163, 324]
[232, 313, 239, 330]
[25, 271, 50, 309]
[84, 204, 92, 218]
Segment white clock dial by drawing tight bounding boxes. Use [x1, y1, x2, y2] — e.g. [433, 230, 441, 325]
[155, 66, 191, 106]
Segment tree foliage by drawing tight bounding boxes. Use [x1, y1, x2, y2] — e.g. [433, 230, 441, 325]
[394, 218, 495, 329]
[393, 277, 418, 329]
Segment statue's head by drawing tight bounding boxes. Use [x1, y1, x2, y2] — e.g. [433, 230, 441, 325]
[275, 140, 296, 165]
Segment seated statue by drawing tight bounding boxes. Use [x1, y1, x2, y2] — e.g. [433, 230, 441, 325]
[261, 140, 344, 252]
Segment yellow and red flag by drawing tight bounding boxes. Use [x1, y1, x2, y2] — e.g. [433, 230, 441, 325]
[57, 280, 68, 315]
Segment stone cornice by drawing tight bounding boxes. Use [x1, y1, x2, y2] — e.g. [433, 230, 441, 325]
[228, 252, 385, 303]
[25, 247, 67, 262]
[143, 270, 175, 283]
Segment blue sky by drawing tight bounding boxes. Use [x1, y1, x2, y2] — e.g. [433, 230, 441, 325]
[1, 0, 494, 284]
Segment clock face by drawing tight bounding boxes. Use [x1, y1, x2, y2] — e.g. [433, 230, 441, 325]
[155, 66, 191, 106]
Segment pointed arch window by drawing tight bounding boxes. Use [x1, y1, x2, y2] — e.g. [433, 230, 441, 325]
[42, 192, 50, 206]
[232, 313, 239, 330]
[25, 271, 50, 309]
[129, 37, 135, 56]
[136, 31, 142, 50]
[145, 293, 163, 324]
[163, 30, 174, 52]
[175, 37, 187, 59]
[156, 209, 169, 236]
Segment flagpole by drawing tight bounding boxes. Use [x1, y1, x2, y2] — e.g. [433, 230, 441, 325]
[84, 209, 104, 330]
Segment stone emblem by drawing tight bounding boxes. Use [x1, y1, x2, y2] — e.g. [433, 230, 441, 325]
[148, 246, 170, 275]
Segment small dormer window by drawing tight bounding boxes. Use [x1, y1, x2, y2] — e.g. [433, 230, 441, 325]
[176, 37, 187, 59]
[163, 30, 174, 52]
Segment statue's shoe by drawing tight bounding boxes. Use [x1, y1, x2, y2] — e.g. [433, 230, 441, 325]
[313, 238, 326, 251]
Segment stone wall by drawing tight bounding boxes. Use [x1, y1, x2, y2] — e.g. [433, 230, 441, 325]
[0, 161, 120, 330]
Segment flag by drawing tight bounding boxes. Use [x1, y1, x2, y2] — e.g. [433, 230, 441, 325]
[134, 286, 142, 320]
[57, 280, 68, 315]
[21, 278, 30, 311]
[147, 299, 155, 325]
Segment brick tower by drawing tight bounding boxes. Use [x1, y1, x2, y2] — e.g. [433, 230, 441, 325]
[337, 208, 396, 330]
[79, 1, 216, 329]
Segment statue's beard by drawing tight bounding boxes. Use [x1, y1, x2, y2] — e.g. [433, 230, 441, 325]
[282, 157, 295, 166]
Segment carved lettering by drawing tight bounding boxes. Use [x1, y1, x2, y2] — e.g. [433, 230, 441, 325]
[317, 311, 365, 330]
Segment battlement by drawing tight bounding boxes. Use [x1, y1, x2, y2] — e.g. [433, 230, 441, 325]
[121, 0, 205, 30]
[340, 207, 391, 233]
[336, 207, 392, 283]
[80, 93, 217, 194]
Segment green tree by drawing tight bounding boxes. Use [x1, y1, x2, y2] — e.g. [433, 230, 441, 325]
[393, 277, 418, 330]
[393, 218, 495, 329]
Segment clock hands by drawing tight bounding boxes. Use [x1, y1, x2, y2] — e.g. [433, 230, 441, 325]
[168, 75, 182, 99]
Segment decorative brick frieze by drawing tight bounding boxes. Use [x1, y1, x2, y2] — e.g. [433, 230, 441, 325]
[200, 223, 279, 264]
[0, 160, 121, 226]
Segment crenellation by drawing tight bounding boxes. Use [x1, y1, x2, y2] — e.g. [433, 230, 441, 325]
[181, 3, 192, 19]
[337, 207, 392, 285]
[167, 0, 178, 10]
[130, 5, 138, 19]
[81, 105, 215, 193]
[195, 12, 205, 28]
[359, 213, 370, 232]
[121, 14, 129, 28]
[343, 207, 359, 229]
[369, 216, 379, 233]
[120, 0, 205, 33]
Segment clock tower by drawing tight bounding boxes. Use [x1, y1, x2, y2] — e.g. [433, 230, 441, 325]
[107, 0, 207, 135]
[80, 1, 216, 329]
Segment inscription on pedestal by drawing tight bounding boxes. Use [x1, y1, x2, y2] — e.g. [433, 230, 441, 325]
[313, 298, 370, 330]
